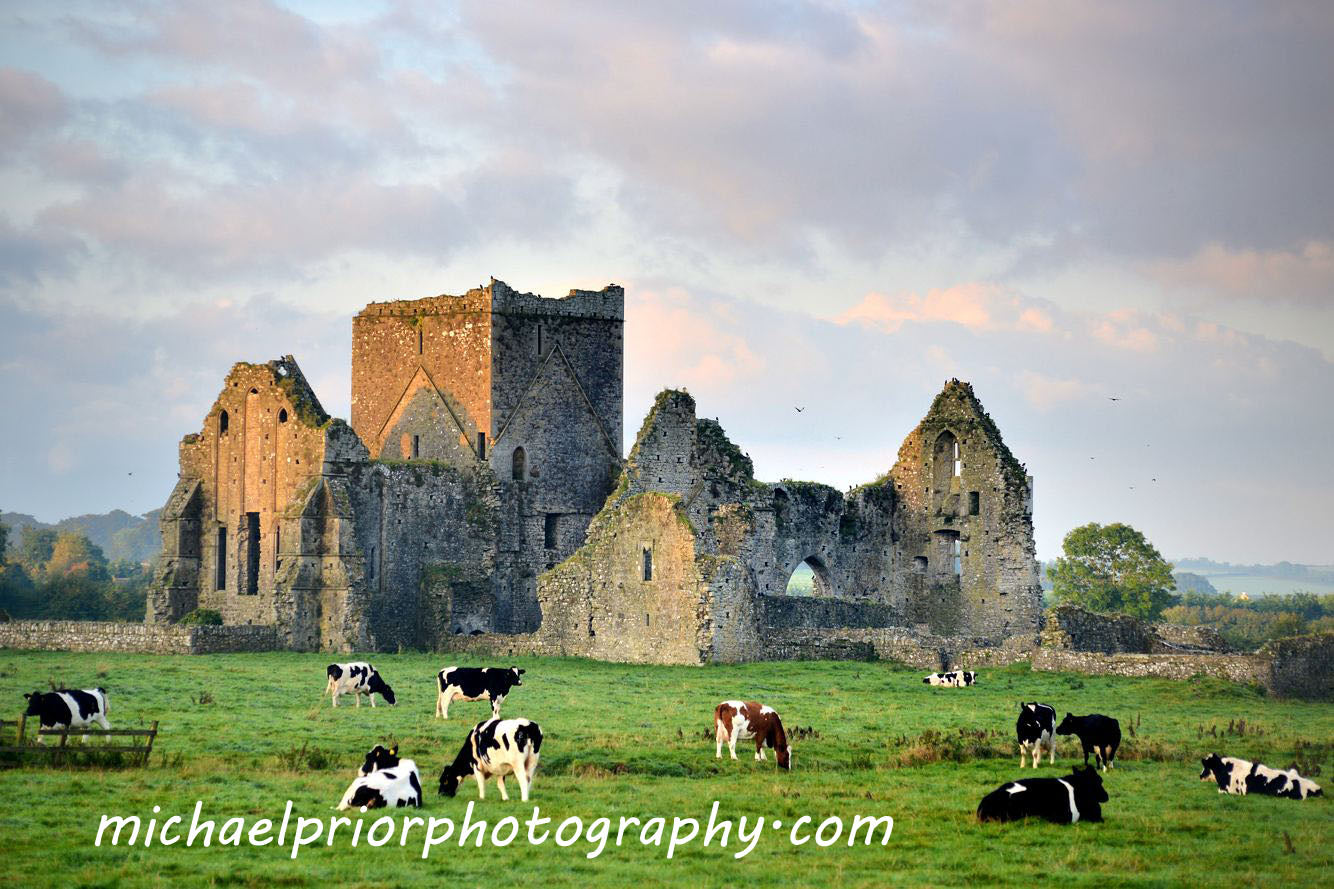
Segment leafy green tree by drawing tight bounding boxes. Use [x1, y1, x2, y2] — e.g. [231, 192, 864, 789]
[0, 519, 8, 563]
[17, 526, 57, 572]
[1049, 522, 1177, 619]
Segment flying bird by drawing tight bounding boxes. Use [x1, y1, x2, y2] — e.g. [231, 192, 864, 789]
[794, 406, 805, 413]
[1108, 396, 1122, 401]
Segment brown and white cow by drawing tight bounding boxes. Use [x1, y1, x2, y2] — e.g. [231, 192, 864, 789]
[714, 700, 791, 770]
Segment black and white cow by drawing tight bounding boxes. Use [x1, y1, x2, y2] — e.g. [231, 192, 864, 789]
[1055, 713, 1121, 771]
[977, 766, 1108, 824]
[23, 688, 110, 741]
[923, 670, 976, 687]
[1199, 753, 1323, 800]
[325, 662, 396, 708]
[338, 744, 422, 810]
[435, 666, 524, 719]
[1016, 702, 1057, 769]
[438, 717, 543, 802]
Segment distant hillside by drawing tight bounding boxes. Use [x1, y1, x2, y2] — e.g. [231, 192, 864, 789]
[1, 509, 161, 564]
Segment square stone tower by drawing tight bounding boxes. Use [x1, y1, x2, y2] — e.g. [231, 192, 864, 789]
[349, 278, 625, 631]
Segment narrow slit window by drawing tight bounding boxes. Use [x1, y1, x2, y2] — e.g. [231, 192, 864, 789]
[544, 513, 558, 549]
[278, 408, 287, 423]
[642, 547, 653, 581]
[215, 527, 227, 590]
[219, 410, 229, 436]
[412, 434, 420, 459]
[953, 440, 962, 477]
[477, 432, 486, 459]
[968, 491, 980, 515]
[512, 446, 526, 480]
[244, 512, 260, 595]
[418, 327, 423, 354]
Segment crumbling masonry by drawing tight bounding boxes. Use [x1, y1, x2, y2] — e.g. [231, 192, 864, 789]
[147, 280, 1043, 661]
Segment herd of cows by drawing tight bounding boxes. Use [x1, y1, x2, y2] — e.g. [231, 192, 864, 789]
[19, 662, 1325, 826]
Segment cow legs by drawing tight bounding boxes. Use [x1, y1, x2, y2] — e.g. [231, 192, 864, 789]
[354, 693, 361, 709]
[715, 723, 725, 759]
[440, 695, 452, 720]
[474, 772, 486, 800]
[369, 693, 376, 708]
[1048, 739, 1056, 765]
[727, 727, 740, 760]
[331, 691, 339, 708]
[1019, 743, 1028, 769]
[435, 692, 443, 719]
[496, 774, 509, 801]
[516, 765, 531, 802]
[491, 695, 503, 719]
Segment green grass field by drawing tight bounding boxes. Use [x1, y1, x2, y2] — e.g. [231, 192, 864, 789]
[0, 651, 1330, 888]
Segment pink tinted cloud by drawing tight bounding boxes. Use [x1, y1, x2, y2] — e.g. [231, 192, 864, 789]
[836, 283, 1054, 334]
[1149, 240, 1334, 304]
[0, 67, 68, 148]
[627, 287, 765, 391]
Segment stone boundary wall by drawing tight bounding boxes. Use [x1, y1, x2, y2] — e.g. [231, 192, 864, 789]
[0, 621, 280, 655]
[760, 627, 1038, 671]
[757, 596, 902, 631]
[1031, 648, 1270, 685]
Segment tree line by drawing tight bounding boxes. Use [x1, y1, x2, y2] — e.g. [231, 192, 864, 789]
[0, 520, 151, 622]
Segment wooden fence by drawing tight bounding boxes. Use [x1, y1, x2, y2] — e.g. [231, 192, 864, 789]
[0, 717, 158, 767]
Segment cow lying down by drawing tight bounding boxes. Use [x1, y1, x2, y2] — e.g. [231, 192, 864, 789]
[439, 718, 543, 802]
[338, 744, 423, 810]
[977, 766, 1108, 824]
[1199, 753, 1323, 800]
[923, 670, 976, 687]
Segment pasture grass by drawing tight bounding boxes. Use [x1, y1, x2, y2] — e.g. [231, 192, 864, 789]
[0, 651, 1330, 888]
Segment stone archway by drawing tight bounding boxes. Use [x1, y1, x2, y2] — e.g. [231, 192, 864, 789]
[785, 555, 835, 597]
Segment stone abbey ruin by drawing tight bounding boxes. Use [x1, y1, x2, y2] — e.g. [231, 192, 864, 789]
[145, 279, 1044, 663]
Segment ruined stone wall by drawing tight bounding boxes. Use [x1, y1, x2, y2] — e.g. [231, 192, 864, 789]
[1259, 634, 1334, 700]
[531, 492, 709, 664]
[350, 290, 493, 460]
[0, 620, 279, 654]
[147, 358, 336, 629]
[890, 380, 1042, 637]
[343, 460, 503, 649]
[1042, 604, 1231, 655]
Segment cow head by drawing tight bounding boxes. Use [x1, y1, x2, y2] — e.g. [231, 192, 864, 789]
[1199, 753, 1227, 783]
[510, 667, 525, 687]
[22, 692, 43, 716]
[1055, 713, 1079, 735]
[1017, 703, 1043, 732]
[1071, 765, 1109, 803]
[368, 673, 396, 705]
[438, 770, 461, 797]
[777, 745, 791, 770]
[359, 744, 400, 777]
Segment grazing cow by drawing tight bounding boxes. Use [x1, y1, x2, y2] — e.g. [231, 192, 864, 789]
[1016, 702, 1057, 768]
[435, 666, 524, 719]
[1055, 713, 1121, 771]
[713, 700, 791, 770]
[1199, 753, 1323, 800]
[338, 744, 422, 810]
[977, 766, 1108, 824]
[438, 718, 543, 802]
[922, 670, 976, 687]
[325, 662, 396, 708]
[23, 688, 110, 742]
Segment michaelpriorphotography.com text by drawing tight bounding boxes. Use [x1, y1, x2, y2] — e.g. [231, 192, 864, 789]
[94, 799, 895, 861]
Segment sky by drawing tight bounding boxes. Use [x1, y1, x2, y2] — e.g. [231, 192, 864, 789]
[1, 1, 1332, 564]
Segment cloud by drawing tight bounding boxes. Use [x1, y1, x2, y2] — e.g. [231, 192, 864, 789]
[837, 284, 1043, 333]
[1149, 241, 1334, 305]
